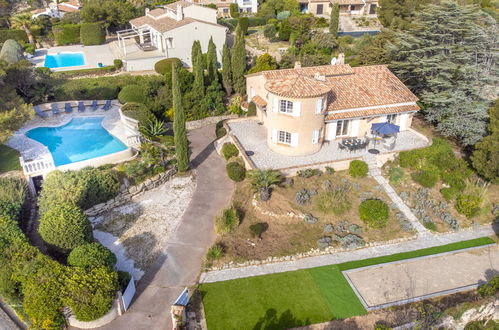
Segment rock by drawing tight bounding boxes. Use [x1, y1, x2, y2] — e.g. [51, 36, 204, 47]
[123, 177, 131, 188]
[128, 186, 138, 194]
[324, 223, 334, 233]
[303, 213, 318, 224]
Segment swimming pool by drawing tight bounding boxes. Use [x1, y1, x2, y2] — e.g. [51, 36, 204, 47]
[44, 52, 85, 68]
[26, 117, 127, 166]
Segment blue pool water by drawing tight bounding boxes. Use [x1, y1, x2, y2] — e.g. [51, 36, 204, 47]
[26, 117, 127, 166]
[44, 52, 85, 68]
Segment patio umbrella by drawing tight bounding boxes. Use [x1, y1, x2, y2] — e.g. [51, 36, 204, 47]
[371, 122, 400, 135]
[369, 122, 400, 154]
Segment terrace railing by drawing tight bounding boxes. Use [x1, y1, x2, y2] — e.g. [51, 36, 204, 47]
[126, 135, 141, 147]
[20, 153, 55, 177]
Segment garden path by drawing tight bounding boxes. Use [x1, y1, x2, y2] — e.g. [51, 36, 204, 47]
[200, 223, 495, 283]
[362, 154, 429, 236]
[95, 125, 234, 330]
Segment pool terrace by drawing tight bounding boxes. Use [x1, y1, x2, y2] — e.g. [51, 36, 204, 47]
[32, 44, 115, 71]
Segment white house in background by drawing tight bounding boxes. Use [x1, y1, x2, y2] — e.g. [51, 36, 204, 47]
[115, 1, 227, 70]
[31, 0, 81, 18]
[189, 0, 258, 17]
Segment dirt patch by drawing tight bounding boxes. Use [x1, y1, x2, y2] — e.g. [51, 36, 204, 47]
[216, 171, 411, 265]
[94, 174, 196, 273]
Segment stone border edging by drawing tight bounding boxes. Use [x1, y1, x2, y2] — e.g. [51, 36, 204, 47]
[85, 167, 177, 217]
[186, 114, 238, 130]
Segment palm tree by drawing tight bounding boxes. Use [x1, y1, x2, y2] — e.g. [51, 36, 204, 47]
[247, 169, 283, 201]
[10, 13, 35, 44]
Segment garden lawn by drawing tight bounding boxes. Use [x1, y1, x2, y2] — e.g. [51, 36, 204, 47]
[200, 237, 494, 330]
[0, 145, 21, 173]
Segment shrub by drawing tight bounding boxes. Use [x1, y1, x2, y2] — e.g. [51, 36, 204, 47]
[441, 187, 459, 201]
[247, 101, 256, 116]
[53, 24, 80, 45]
[477, 275, 499, 297]
[0, 29, 28, 43]
[264, 24, 277, 39]
[388, 167, 404, 184]
[247, 169, 282, 201]
[297, 168, 322, 178]
[349, 160, 368, 178]
[80, 22, 105, 45]
[140, 142, 163, 166]
[118, 84, 147, 104]
[63, 267, 119, 321]
[117, 271, 131, 291]
[0, 177, 26, 222]
[325, 166, 335, 174]
[221, 142, 239, 160]
[455, 194, 482, 218]
[226, 162, 246, 182]
[238, 17, 249, 35]
[317, 184, 352, 215]
[215, 207, 240, 234]
[411, 168, 439, 188]
[113, 59, 123, 69]
[154, 57, 181, 75]
[124, 161, 149, 180]
[249, 222, 268, 238]
[0, 39, 24, 64]
[206, 244, 224, 261]
[38, 168, 120, 214]
[54, 77, 120, 100]
[229, 3, 239, 18]
[359, 199, 389, 229]
[67, 242, 117, 269]
[121, 102, 155, 125]
[38, 203, 93, 253]
[423, 220, 437, 231]
[159, 134, 175, 147]
[216, 127, 227, 138]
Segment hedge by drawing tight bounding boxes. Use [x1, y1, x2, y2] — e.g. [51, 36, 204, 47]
[118, 84, 147, 104]
[52, 66, 116, 78]
[349, 160, 368, 177]
[121, 102, 155, 125]
[226, 162, 246, 182]
[0, 177, 26, 223]
[80, 22, 105, 46]
[154, 57, 181, 75]
[0, 29, 28, 43]
[221, 142, 239, 160]
[67, 242, 117, 269]
[53, 24, 80, 45]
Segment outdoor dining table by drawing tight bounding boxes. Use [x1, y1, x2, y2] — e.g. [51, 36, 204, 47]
[340, 138, 364, 151]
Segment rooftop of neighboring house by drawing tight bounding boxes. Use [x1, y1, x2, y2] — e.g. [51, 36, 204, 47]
[247, 63, 419, 113]
[130, 1, 222, 33]
[309, 0, 366, 4]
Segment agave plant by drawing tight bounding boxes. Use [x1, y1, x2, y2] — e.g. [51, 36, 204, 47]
[142, 117, 166, 138]
[247, 169, 283, 201]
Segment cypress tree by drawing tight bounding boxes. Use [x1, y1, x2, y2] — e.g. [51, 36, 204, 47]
[172, 62, 189, 172]
[221, 42, 232, 95]
[207, 37, 218, 84]
[191, 40, 202, 68]
[329, 4, 339, 38]
[193, 51, 205, 96]
[231, 26, 246, 94]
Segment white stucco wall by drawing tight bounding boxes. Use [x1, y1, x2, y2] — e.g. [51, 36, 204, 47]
[184, 5, 218, 23]
[163, 21, 227, 66]
[236, 0, 258, 13]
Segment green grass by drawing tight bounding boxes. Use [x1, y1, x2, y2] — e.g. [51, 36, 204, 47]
[200, 237, 495, 330]
[0, 145, 21, 173]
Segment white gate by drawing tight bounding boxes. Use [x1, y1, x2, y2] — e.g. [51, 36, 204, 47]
[121, 277, 136, 312]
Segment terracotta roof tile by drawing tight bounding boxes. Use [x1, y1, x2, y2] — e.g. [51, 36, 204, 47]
[326, 104, 420, 120]
[148, 8, 167, 17]
[251, 95, 267, 108]
[165, 1, 194, 10]
[130, 15, 195, 33]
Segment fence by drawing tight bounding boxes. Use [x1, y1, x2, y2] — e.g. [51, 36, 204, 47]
[19, 154, 55, 177]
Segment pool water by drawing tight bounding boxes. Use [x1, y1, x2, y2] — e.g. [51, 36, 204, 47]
[44, 52, 85, 68]
[26, 117, 127, 166]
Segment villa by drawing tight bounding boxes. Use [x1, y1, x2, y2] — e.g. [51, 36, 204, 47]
[189, 0, 259, 17]
[113, 1, 228, 70]
[31, 0, 82, 18]
[300, 0, 379, 16]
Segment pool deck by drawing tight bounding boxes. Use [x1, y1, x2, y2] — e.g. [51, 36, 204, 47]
[6, 102, 129, 164]
[32, 44, 116, 71]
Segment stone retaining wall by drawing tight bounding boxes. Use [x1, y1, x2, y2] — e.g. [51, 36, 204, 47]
[186, 114, 238, 130]
[85, 167, 177, 217]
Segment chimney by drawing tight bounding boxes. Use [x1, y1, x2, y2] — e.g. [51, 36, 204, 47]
[338, 53, 345, 65]
[145, 8, 150, 16]
[294, 61, 301, 69]
[176, 3, 183, 21]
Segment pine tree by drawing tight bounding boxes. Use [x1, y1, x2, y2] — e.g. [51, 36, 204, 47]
[329, 4, 339, 38]
[231, 26, 246, 94]
[389, 0, 497, 146]
[193, 51, 205, 97]
[221, 43, 232, 95]
[191, 40, 201, 68]
[172, 62, 189, 172]
[207, 37, 218, 84]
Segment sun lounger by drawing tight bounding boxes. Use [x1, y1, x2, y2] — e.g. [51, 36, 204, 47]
[51, 103, 60, 115]
[102, 100, 112, 111]
[34, 105, 48, 118]
[65, 103, 72, 113]
[78, 101, 85, 112]
[90, 100, 98, 111]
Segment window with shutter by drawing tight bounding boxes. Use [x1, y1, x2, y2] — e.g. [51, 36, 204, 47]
[315, 99, 322, 114]
[312, 130, 319, 144]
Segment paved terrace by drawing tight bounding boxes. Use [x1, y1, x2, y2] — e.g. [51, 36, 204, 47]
[6, 102, 126, 162]
[32, 44, 115, 71]
[227, 119, 429, 170]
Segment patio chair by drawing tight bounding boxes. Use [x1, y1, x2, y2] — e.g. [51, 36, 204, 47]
[34, 105, 48, 118]
[102, 100, 112, 111]
[64, 103, 72, 113]
[338, 142, 346, 150]
[78, 101, 85, 112]
[51, 103, 60, 115]
[90, 100, 98, 111]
